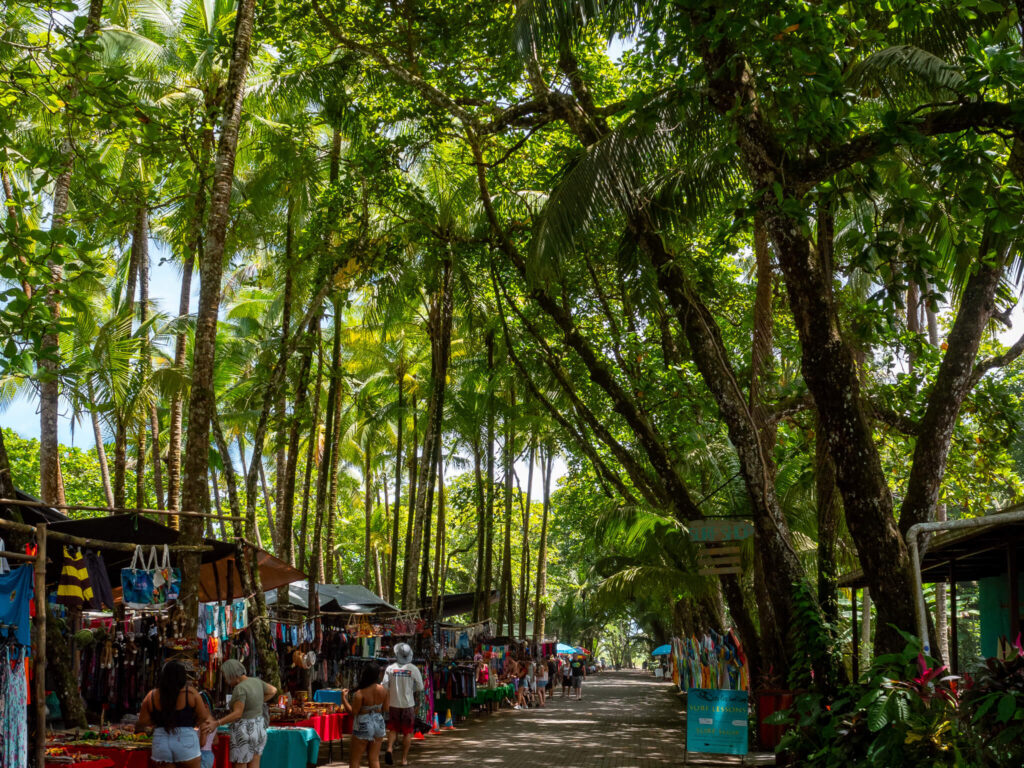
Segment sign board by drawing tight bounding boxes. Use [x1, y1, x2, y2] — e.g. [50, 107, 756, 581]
[697, 545, 742, 576]
[686, 688, 749, 756]
[688, 520, 754, 543]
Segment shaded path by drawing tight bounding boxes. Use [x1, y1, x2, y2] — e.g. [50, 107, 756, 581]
[340, 670, 773, 767]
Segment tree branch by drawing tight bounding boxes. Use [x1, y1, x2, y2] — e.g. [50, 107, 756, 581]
[971, 329, 1024, 386]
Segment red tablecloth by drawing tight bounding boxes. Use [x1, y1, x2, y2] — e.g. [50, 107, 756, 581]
[61, 746, 151, 768]
[46, 759, 115, 768]
[287, 712, 349, 741]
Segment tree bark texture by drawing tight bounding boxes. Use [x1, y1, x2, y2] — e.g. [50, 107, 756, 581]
[389, 375, 404, 604]
[178, 0, 258, 634]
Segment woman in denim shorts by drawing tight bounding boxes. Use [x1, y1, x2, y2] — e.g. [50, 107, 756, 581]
[342, 663, 389, 768]
[136, 661, 217, 768]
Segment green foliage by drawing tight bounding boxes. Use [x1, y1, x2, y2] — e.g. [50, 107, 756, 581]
[3, 428, 112, 511]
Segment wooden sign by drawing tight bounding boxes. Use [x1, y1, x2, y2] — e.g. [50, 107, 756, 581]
[697, 545, 742, 576]
[688, 520, 754, 543]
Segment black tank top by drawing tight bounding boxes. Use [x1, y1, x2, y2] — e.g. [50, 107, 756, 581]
[158, 686, 197, 728]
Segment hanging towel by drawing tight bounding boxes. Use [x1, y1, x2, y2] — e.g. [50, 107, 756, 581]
[0, 537, 9, 575]
[56, 547, 93, 610]
[0, 565, 33, 646]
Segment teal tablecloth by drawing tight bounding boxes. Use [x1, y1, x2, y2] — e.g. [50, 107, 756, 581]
[217, 725, 320, 768]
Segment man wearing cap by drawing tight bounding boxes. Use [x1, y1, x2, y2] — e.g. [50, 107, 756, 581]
[382, 643, 424, 766]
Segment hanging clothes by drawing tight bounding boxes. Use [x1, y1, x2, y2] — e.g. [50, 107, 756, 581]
[1, 645, 29, 768]
[0, 566, 32, 647]
[0, 538, 9, 575]
[56, 547, 93, 610]
[84, 550, 115, 610]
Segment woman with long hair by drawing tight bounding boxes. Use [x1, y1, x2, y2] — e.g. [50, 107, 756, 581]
[136, 661, 216, 768]
[341, 663, 389, 768]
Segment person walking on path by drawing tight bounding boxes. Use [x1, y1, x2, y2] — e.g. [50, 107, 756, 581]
[215, 658, 279, 768]
[136, 661, 217, 768]
[570, 655, 587, 701]
[560, 658, 572, 698]
[535, 658, 548, 708]
[383, 643, 424, 766]
[342, 662, 389, 768]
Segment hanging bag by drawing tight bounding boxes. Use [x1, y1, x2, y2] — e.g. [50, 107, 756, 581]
[121, 545, 182, 608]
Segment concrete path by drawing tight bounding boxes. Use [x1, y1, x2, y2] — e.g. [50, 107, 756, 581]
[327, 670, 774, 767]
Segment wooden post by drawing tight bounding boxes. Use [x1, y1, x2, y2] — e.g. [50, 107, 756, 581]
[35, 522, 47, 768]
[851, 588, 859, 681]
[1008, 544, 1020, 643]
[950, 562, 959, 675]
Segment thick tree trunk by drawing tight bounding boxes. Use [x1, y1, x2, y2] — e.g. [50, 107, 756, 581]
[166, 251, 196, 517]
[113, 417, 127, 509]
[534, 450, 553, 641]
[135, 427, 147, 510]
[275, 211, 293, 550]
[431, 457, 445, 614]
[210, 464, 228, 539]
[388, 376, 403, 604]
[178, 0, 258, 635]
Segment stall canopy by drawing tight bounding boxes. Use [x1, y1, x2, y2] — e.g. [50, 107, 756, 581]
[23, 510, 305, 602]
[652, 644, 671, 656]
[556, 642, 577, 654]
[0, 489, 65, 524]
[265, 583, 398, 613]
[435, 589, 500, 618]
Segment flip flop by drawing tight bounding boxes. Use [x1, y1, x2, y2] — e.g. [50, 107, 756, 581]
[385, 750, 394, 765]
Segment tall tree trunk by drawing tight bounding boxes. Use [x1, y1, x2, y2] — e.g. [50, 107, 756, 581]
[534, 449, 554, 641]
[402, 399, 418, 608]
[431, 456, 445, 614]
[113, 418, 127, 509]
[135, 210, 165, 511]
[324, 335, 345, 583]
[210, 464, 228, 539]
[258, 459, 277, 552]
[167, 121, 212, 519]
[389, 373, 404, 605]
[38, 0, 105, 506]
[483, 332, 496, 620]
[178, 0, 259, 636]
[311, 303, 343, 584]
[275, 207, 294, 549]
[519, 439, 535, 640]
[412, 257, 454, 608]
[212, 416, 243, 540]
[298, 326, 324, 573]
[280, 313, 319, 567]
[135, 427, 147, 510]
[364, 444, 374, 586]
[86, 383, 115, 509]
[472, 436, 486, 621]
[499, 389, 515, 635]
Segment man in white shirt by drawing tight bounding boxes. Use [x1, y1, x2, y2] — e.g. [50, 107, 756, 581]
[382, 642, 424, 766]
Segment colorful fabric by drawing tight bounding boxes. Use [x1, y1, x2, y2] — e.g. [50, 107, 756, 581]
[56, 547, 94, 610]
[0, 566, 33, 647]
[2, 647, 29, 768]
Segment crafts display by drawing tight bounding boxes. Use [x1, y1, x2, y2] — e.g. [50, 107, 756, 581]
[670, 630, 748, 692]
[0, 564, 33, 768]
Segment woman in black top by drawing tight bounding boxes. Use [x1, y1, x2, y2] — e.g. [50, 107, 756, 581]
[137, 661, 217, 768]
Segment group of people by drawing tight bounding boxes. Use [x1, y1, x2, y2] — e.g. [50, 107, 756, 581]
[131, 646, 591, 768]
[133, 644, 424, 768]
[497, 653, 589, 707]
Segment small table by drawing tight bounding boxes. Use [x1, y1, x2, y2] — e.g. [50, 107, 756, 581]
[215, 726, 320, 768]
[312, 689, 344, 705]
[46, 759, 115, 768]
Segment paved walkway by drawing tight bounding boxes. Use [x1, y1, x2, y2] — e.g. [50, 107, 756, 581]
[328, 671, 774, 767]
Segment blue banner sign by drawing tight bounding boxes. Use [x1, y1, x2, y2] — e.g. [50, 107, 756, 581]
[688, 519, 754, 542]
[686, 688, 749, 755]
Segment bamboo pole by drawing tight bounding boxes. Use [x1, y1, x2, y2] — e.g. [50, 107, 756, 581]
[0, 498, 243, 522]
[34, 523, 47, 768]
[0, 549, 37, 562]
[0, 517, 214, 553]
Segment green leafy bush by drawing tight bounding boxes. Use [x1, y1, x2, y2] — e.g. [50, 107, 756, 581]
[959, 653, 1024, 767]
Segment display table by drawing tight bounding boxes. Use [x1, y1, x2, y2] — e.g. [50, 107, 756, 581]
[214, 726, 320, 768]
[312, 688, 344, 705]
[59, 745, 151, 768]
[291, 712, 349, 740]
[46, 758, 115, 768]
[436, 683, 515, 719]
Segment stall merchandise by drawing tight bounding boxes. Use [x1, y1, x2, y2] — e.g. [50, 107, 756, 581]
[670, 630, 748, 692]
[0, 565, 33, 768]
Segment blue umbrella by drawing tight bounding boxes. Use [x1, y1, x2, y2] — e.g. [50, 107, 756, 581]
[652, 644, 672, 656]
[556, 642, 576, 654]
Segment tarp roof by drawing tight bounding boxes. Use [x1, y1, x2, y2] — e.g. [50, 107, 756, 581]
[0, 490, 65, 524]
[0, 503, 306, 603]
[265, 583, 398, 613]
[436, 589, 499, 618]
